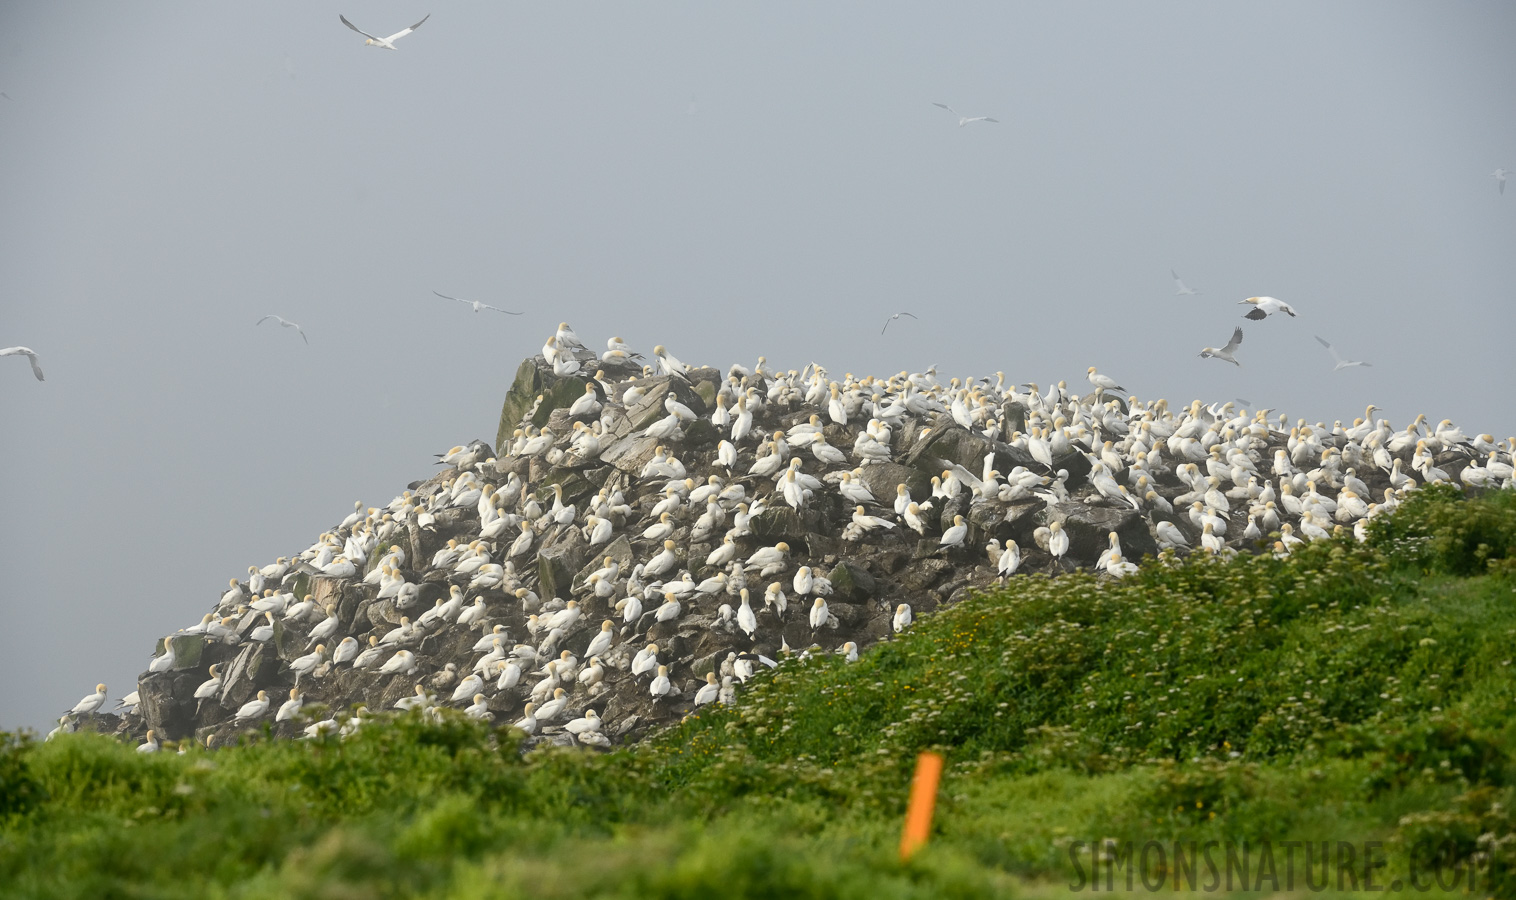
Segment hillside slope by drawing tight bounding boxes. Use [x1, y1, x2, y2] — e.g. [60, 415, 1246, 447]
[53, 347, 1515, 754]
[5, 488, 1514, 898]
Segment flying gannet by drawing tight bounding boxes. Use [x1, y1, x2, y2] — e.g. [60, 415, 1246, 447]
[1199, 326, 1244, 366]
[1314, 335, 1371, 371]
[881, 312, 917, 334]
[339, 13, 430, 50]
[931, 102, 999, 127]
[1239, 296, 1296, 320]
[256, 315, 308, 344]
[432, 291, 522, 315]
[1493, 168, 1509, 196]
[0, 346, 44, 380]
[1171, 270, 1200, 296]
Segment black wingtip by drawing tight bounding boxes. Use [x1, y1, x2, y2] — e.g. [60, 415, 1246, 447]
[1244, 309, 1266, 321]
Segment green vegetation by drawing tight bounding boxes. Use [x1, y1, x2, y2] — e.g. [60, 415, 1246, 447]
[3, 486, 1514, 898]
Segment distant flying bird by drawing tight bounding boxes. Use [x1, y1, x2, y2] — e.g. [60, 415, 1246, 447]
[1171, 270, 1200, 296]
[1, 346, 44, 381]
[256, 315, 308, 344]
[881, 312, 917, 334]
[1199, 326, 1244, 366]
[339, 13, 430, 50]
[931, 102, 999, 127]
[433, 291, 523, 315]
[1239, 296, 1296, 320]
[1493, 168, 1509, 196]
[1314, 335, 1371, 371]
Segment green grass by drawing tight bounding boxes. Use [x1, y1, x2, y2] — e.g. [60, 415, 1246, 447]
[3, 485, 1514, 898]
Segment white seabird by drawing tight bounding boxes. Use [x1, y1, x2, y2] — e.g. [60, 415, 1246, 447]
[71, 683, 107, 715]
[1493, 168, 1509, 196]
[0, 346, 44, 380]
[1171, 270, 1200, 296]
[1199, 326, 1244, 366]
[881, 312, 917, 334]
[931, 102, 999, 127]
[1239, 296, 1296, 320]
[1314, 335, 1371, 371]
[339, 13, 430, 50]
[432, 291, 522, 315]
[1085, 367, 1125, 395]
[255, 315, 308, 344]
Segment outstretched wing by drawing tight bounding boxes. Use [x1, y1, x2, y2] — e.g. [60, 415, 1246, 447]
[256, 315, 279, 326]
[1222, 327, 1243, 354]
[931, 102, 958, 117]
[1313, 335, 1341, 363]
[339, 15, 381, 41]
[384, 14, 430, 42]
[1, 347, 44, 381]
[482, 303, 524, 315]
[433, 290, 468, 304]
[1243, 308, 1266, 321]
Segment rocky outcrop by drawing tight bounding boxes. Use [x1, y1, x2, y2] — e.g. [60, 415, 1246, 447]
[66, 348, 1509, 751]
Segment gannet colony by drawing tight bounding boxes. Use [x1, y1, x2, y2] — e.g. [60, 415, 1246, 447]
[53, 326, 1516, 750]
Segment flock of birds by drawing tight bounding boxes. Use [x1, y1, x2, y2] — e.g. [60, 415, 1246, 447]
[13, 12, 1515, 750]
[50, 321, 1515, 751]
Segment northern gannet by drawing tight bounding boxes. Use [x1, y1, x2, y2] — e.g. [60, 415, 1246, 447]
[1199, 327, 1244, 366]
[1493, 168, 1509, 196]
[1314, 335, 1371, 371]
[432, 291, 521, 315]
[1239, 296, 1296, 320]
[630, 643, 660, 677]
[939, 515, 967, 548]
[339, 13, 430, 50]
[893, 603, 912, 633]
[378, 649, 418, 675]
[0, 346, 44, 380]
[565, 709, 601, 736]
[463, 694, 492, 720]
[1171, 270, 1200, 296]
[649, 665, 672, 697]
[193, 666, 222, 699]
[136, 730, 160, 753]
[931, 102, 999, 127]
[149, 638, 177, 673]
[275, 689, 304, 722]
[653, 345, 689, 378]
[235, 690, 270, 720]
[536, 687, 569, 721]
[255, 315, 308, 344]
[70, 683, 107, 715]
[694, 673, 720, 706]
[1085, 367, 1124, 395]
[880, 312, 918, 334]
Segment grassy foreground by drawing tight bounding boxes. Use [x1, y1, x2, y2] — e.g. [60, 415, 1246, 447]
[3, 485, 1515, 899]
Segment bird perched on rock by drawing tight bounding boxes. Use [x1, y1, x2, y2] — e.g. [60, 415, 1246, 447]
[1085, 367, 1124, 395]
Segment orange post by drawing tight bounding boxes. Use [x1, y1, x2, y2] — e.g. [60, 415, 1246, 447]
[899, 751, 944, 861]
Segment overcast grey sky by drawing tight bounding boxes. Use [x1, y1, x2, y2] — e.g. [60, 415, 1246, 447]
[2, 3, 1512, 731]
